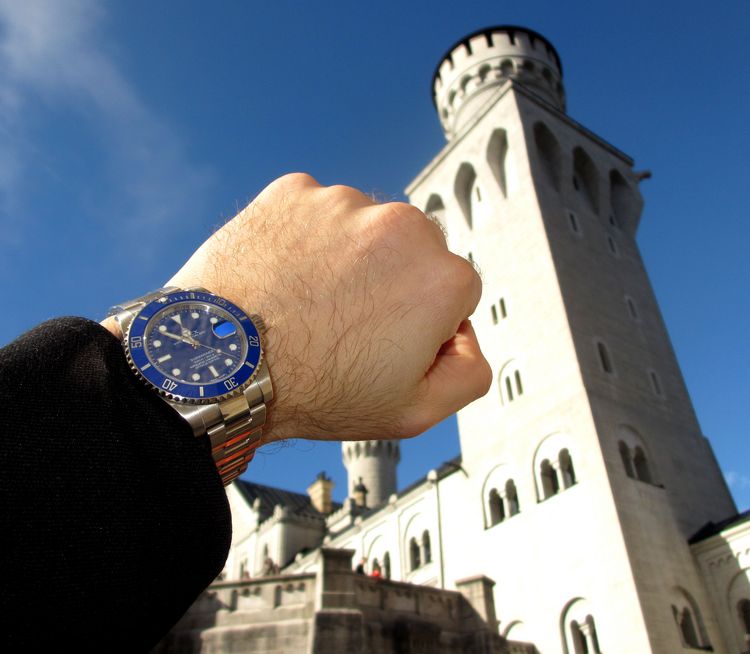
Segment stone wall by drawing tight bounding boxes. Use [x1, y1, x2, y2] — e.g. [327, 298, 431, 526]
[153, 548, 520, 654]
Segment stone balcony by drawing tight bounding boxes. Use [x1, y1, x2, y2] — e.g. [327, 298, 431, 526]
[152, 548, 537, 654]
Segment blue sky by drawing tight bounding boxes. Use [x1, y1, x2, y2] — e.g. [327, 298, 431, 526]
[0, 0, 748, 511]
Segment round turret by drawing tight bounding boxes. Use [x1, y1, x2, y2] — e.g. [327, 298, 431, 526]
[342, 439, 400, 508]
[433, 26, 565, 139]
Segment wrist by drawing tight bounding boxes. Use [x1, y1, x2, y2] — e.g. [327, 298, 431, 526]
[100, 316, 123, 341]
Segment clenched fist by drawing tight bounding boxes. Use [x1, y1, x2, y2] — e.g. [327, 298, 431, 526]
[164, 173, 491, 443]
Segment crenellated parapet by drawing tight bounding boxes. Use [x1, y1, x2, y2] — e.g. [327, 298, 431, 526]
[433, 25, 565, 139]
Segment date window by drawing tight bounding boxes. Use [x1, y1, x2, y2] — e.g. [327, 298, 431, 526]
[213, 320, 237, 339]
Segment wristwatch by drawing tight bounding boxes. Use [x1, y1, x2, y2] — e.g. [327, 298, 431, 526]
[108, 287, 272, 485]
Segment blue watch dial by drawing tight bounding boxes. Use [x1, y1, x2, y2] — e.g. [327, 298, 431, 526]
[145, 304, 246, 384]
[127, 291, 262, 401]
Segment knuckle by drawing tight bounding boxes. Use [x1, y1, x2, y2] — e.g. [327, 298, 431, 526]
[277, 172, 320, 189]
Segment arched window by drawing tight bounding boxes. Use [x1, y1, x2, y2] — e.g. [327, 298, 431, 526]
[534, 122, 562, 191]
[383, 551, 391, 580]
[562, 600, 602, 654]
[488, 488, 504, 526]
[500, 59, 514, 76]
[572, 147, 599, 214]
[738, 598, 750, 635]
[454, 163, 477, 229]
[409, 537, 421, 571]
[540, 459, 559, 499]
[570, 621, 589, 654]
[671, 588, 711, 649]
[679, 607, 700, 648]
[559, 448, 576, 487]
[619, 441, 635, 478]
[633, 447, 652, 483]
[487, 128, 509, 197]
[534, 433, 578, 502]
[506, 479, 520, 516]
[500, 360, 524, 406]
[597, 341, 614, 374]
[422, 530, 432, 564]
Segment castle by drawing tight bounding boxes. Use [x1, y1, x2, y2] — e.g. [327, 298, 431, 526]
[163, 26, 750, 654]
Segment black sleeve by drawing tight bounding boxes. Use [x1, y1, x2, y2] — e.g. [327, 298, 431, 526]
[0, 317, 232, 652]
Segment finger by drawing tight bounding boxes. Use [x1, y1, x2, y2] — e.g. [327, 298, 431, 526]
[402, 320, 492, 437]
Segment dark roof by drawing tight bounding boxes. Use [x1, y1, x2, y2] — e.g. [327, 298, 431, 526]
[431, 25, 563, 104]
[688, 508, 750, 544]
[235, 480, 341, 522]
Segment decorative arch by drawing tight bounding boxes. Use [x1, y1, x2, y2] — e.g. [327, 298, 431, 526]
[616, 425, 658, 485]
[532, 432, 578, 502]
[480, 463, 521, 528]
[534, 121, 562, 191]
[486, 128, 509, 198]
[670, 586, 711, 649]
[572, 146, 599, 214]
[454, 163, 477, 229]
[560, 597, 602, 654]
[403, 509, 432, 573]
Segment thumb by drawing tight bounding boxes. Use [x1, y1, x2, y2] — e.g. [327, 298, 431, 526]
[403, 320, 492, 437]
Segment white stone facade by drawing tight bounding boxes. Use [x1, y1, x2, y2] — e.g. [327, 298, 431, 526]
[222, 26, 750, 654]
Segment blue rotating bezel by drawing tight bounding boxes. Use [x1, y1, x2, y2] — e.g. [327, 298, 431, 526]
[126, 290, 262, 403]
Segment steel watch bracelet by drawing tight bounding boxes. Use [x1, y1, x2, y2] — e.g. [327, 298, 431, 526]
[108, 287, 271, 485]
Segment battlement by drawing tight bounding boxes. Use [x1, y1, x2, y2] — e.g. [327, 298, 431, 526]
[433, 26, 565, 138]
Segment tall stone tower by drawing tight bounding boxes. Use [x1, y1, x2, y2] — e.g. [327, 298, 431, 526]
[342, 439, 400, 508]
[406, 26, 737, 653]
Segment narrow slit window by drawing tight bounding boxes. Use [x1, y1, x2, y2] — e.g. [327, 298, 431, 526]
[467, 251, 474, 264]
[491, 305, 498, 324]
[607, 235, 618, 255]
[649, 371, 662, 396]
[499, 297, 507, 318]
[568, 211, 580, 234]
[626, 296, 638, 320]
[597, 342, 613, 374]
[505, 376, 514, 401]
[476, 185, 482, 202]
[515, 370, 524, 396]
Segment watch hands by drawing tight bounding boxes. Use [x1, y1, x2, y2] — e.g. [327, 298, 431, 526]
[161, 328, 238, 359]
[161, 331, 198, 347]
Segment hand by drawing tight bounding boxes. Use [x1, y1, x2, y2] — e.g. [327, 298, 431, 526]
[166, 173, 492, 443]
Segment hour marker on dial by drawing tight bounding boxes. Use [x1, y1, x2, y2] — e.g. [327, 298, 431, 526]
[158, 325, 167, 333]
[172, 368, 181, 376]
[225, 358, 233, 367]
[210, 317, 219, 324]
[191, 373, 201, 381]
[208, 365, 219, 378]
[229, 343, 238, 351]
[157, 354, 172, 363]
[191, 311, 200, 319]
[171, 315, 183, 325]
[153, 339, 162, 348]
